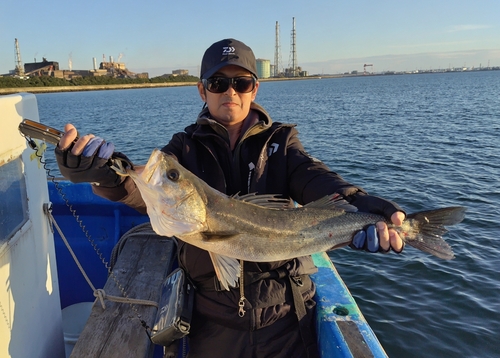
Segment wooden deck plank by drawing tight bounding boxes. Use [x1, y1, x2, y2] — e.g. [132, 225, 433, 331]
[71, 233, 175, 358]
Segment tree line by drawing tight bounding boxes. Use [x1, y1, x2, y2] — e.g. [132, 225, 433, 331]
[0, 74, 199, 88]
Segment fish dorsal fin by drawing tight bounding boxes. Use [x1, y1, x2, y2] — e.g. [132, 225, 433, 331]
[231, 192, 292, 209]
[208, 252, 240, 291]
[304, 194, 358, 212]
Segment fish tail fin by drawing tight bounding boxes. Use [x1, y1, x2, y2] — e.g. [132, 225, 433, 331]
[404, 206, 466, 260]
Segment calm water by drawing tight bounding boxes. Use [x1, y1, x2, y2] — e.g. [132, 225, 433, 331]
[36, 71, 500, 357]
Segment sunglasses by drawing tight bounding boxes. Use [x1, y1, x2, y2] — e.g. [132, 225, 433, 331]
[202, 76, 256, 94]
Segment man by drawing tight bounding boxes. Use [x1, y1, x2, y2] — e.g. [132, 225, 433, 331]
[56, 38, 405, 358]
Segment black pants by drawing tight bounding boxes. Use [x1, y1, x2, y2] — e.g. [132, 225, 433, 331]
[187, 310, 319, 358]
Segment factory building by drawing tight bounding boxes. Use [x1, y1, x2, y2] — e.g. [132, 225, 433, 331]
[256, 59, 271, 79]
[172, 69, 189, 76]
[8, 39, 150, 79]
[23, 58, 59, 76]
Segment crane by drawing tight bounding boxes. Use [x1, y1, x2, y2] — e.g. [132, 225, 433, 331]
[363, 64, 373, 75]
[14, 38, 25, 76]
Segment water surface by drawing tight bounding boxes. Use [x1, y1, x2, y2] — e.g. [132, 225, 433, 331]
[36, 71, 500, 357]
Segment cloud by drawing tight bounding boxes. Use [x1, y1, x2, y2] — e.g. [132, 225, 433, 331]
[447, 24, 494, 33]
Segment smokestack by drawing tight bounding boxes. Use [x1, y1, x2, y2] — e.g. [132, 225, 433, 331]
[290, 17, 297, 77]
[93, 57, 97, 70]
[274, 21, 280, 77]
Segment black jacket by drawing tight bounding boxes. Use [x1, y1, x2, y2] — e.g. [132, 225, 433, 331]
[95, 102, 365, 331]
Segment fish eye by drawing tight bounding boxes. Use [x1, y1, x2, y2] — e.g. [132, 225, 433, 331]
[167, 169, 180, 181]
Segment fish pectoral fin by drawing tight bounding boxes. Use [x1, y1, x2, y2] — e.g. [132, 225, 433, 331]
[208, 252, 240, 291]
[201, 232, 239, 241]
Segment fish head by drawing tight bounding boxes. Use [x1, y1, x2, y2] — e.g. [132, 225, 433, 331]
[127, 149, 207, 237]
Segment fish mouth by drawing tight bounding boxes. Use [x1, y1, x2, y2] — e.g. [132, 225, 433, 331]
[145, 163, 158, 184]
[143, 151, 171, 185]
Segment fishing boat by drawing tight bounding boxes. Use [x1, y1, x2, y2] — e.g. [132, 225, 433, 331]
[1, 92, 387, 357]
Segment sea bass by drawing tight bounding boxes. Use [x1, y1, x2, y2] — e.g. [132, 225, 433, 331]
[127, 149, 466, 289]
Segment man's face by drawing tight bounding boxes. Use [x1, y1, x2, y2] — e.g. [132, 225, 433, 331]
[197, 65, 259, 126]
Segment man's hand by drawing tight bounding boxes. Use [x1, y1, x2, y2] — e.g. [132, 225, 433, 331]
[376, 211, 405, 253]
[58, 123, 81, 151]
[350, 214, 405, 253]
[55, 123, 123, 187]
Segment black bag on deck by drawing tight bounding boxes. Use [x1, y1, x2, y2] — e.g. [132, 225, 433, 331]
[150, 268, 194, 346]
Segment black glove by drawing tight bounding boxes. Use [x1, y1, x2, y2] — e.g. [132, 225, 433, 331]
[55, 137, 126, 187]
[347, 192, 404, 221]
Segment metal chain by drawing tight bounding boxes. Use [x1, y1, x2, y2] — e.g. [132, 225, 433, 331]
[46, 206, 158, 309]
[0, 300, 12, 331]
[28, 139, 154, 334]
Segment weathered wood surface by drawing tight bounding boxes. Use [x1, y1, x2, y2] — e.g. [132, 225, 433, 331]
[71, 234, 175, 358]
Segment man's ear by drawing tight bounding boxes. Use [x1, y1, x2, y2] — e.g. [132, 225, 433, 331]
[251, 81, 259, 101]
[197, 82, 206, 102]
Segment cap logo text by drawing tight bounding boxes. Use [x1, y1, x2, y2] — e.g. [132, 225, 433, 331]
[222, 46, 235, 55]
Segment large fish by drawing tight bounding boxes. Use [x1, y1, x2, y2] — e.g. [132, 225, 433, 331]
[127, 149, 466, 289]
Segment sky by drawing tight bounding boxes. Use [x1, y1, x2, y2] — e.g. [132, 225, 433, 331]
[2, 0, 499, 77]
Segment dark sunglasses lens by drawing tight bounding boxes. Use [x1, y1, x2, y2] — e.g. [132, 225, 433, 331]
[205, 77, 255, 93]
[206, 78, 230, 93]
[234, 77, 255, 93]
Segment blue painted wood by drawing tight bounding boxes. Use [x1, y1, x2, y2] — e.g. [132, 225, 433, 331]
[312, 252, 388, 357]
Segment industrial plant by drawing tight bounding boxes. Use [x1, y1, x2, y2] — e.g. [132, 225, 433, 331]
[257, 17, 308, 79]
[5, 17, 309, 81]
[8, 38, 149, 80]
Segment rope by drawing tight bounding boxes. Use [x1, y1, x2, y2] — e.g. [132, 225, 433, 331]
[47, 208, 158, 309]
[94, 289, 158, 309]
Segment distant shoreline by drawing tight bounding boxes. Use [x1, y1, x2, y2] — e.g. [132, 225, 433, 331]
[0, 77, 325, 95]
[1, 70, 497, 95]
[0, 82, 197, 95]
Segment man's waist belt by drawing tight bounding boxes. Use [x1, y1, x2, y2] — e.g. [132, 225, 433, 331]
[196, 267, 305, 292]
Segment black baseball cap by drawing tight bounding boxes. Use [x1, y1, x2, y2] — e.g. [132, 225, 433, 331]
[200, 38, 258, 80]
